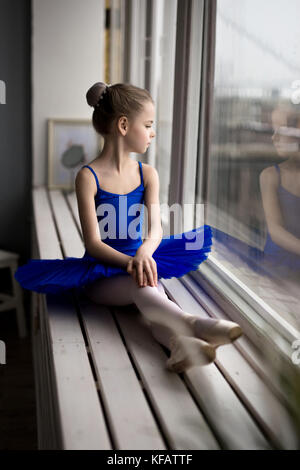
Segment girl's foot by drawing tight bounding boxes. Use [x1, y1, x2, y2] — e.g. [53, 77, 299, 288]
[166, 335, 216, 373]
[186, 315, 243, 347]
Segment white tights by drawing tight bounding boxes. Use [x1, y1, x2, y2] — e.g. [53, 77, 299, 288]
[83, 275, 196, 350]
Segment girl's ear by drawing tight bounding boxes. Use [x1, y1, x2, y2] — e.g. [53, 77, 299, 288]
[118, 116, 129, 135]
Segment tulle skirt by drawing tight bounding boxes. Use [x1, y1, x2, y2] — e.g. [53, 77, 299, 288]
[14, 225, 213, 294]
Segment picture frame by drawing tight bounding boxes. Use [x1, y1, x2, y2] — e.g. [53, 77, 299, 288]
[48, 118, 102, 191]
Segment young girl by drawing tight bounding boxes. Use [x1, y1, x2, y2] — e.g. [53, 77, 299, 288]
[15, 82, 243, 373]
[259, 103, 300, 279]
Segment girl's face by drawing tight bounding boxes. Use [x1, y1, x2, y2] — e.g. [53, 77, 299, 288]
[126, 101, 156, 154]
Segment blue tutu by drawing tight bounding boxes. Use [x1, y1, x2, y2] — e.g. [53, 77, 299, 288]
[15, 162, 213, 294]
[15, 225, 212, 294]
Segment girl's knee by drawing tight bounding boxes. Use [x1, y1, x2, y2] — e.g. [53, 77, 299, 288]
[131, 282, 163, 300]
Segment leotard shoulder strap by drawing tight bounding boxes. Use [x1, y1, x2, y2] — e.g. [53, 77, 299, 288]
[274, 163, 281, 185]
[138, 161, 144, 186]
[82, 165, 101, 193]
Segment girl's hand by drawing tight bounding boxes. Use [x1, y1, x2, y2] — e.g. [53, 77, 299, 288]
[126, 252, 158, 287]
[128, 265, 149, 287]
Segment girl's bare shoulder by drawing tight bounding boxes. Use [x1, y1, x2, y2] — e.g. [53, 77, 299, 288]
[75, 166, 97, 197]
[259, 165, 280, 188]
[141, 163, 159, 188]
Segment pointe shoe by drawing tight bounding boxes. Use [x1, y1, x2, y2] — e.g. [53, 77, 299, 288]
[166, 335, 216, 373]
[187, 316, 243, 347]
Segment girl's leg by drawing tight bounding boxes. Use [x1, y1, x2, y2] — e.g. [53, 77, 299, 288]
[83, 275, 195, 349]
[83, 275, 216, 372]
[83, 275, 242, 371]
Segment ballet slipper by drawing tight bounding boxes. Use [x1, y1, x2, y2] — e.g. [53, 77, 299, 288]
[166, 335, 216, 373]
[186, 316, 243, 347]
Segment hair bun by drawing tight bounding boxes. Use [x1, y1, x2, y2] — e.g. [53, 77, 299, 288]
[86, 82, 107, 108]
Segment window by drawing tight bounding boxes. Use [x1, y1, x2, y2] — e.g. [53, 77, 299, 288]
[202, 0, 300, 337]
[154, 0, 178, 213]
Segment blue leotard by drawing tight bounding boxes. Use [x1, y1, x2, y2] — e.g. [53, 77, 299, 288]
[82, 161, 145, 258]
[14, 161, 213, 293]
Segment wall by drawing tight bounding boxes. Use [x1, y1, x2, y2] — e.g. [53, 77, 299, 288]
[0, 0, 105, 307]
[33, 0, 105, 186]
[0, 0, 31, 262]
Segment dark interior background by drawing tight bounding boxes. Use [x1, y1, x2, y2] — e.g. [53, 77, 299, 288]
[0, 0, 32, 310]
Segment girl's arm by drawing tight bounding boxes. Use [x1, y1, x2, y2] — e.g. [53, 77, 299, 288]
[128, 165, 163, 287]
[75, 169, 132, 269]
[139, 164, 163, 255]
[259, 166, 300, 256]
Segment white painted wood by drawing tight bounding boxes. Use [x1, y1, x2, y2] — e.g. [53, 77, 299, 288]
[66, 191, 82, 236]
[114, 304, 221, 450]
[52, 340, 111, 450]
[46, 291, 85, 344]
[185, 273, 300, 414]
[41, 291, 111, 450]
[48, 190, 84, 258]
[161, 277, 297, 449]
[33, 187, 62, 259]
[184, 363, 270, 450]
[214, 346, 298, 450]
[33, 187, 111, 449]
[78, 296, 167, 450]
[38, 293, 60, 449]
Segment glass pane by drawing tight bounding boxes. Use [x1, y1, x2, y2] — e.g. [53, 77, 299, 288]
[207, 0, 300, 331]
[110, 0, 124, 82]
[154, 0, 178, 225]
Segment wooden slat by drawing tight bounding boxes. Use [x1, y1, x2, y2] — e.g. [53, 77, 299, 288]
[33, 188, 111, 449]
[52, 341, 109, 449]
[183, 362, 270, 449]
[78, 297, 167, 450]
[114, 305, 221, 450]
[48, 190, 84, 258]
[161, 277, 297, 449]
[33, 187, 62, 259]
[45, 292, 111, 450]
[39, 294, 62, 449]
[66, 191, 82, 235]
[30, 219, 46, 447]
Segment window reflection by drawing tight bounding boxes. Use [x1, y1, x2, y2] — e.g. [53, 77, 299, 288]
[260, 104, 300, 278]
[154, 0, 177, 214]
[206, 0, 300, 330]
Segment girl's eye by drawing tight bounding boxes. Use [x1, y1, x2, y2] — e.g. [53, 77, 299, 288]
[146, 126, 152, 128]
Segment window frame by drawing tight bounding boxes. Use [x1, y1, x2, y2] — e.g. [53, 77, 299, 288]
[190, 0, 300, 361]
